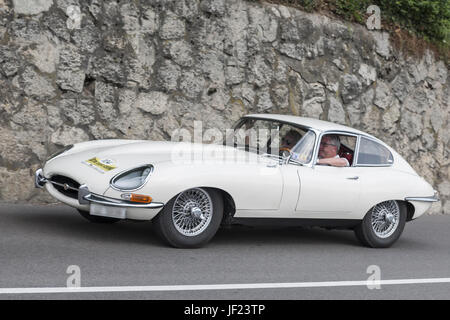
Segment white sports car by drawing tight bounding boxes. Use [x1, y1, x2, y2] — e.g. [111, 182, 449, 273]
[35, 114, 438, 248]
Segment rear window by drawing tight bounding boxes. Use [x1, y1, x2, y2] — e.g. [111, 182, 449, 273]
[357, 137, 393, 166]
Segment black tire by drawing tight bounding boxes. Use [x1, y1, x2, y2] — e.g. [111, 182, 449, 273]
[77, 209, 121, 224]
[153, 188, 223, 248]
[354, 201, 406, 248]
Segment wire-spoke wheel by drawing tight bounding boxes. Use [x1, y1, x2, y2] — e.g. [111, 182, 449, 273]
[172, 188, 213, 237]
[355, 201, 406, 248]
[153, 188, 223, 248]
[370, 201, 400, 239]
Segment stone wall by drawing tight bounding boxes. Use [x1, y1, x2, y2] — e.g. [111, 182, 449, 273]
[0, 0, 448, 213]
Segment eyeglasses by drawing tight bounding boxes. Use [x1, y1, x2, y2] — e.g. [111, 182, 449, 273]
[321, 142, 337, 147]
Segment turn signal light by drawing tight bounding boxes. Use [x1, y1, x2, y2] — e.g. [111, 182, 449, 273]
[121, 193, 152, 203]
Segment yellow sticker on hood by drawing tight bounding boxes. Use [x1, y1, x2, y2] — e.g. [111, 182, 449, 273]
[85, 157, 117, 172]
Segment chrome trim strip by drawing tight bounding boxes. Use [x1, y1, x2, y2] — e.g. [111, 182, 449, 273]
[78, 185, 90, 205]
[83, 193, 164, 208]
[405, 191, 439, 203]
[322, 129, 362, 137]
[47, 180, 79, 192]
[241, 115, 315, 132]
[354, 134, 361, 166]
[109, 164, 154, 192]
[353, 164, 393, 167]
[35, 169, 47, 188]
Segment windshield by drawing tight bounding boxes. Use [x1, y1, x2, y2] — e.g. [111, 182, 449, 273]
[227, 117, 316, 164]
[290, 130, 316, 164]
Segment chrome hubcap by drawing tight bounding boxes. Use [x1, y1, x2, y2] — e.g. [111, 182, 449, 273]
[385, 213, 395, 224]
[190, 207, 204, 219]
[172, 188, 212, 237]
[371, 201, 400, 238]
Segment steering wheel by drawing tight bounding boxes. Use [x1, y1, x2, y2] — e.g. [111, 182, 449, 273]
[279, 147, 291, 158]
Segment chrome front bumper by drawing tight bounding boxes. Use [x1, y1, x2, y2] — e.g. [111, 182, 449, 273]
[35, 168, 164, 209]
[35, 168, 48, 188]
[405, 191, 440, 203]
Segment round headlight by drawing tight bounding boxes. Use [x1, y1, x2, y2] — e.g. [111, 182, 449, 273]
[110, 165, 153, 191]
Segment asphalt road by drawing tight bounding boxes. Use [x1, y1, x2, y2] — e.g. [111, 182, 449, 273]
[0, 204, 449, 300]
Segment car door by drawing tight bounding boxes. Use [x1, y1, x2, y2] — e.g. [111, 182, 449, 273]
[235, 158, 284, 210]
[294, 132, 362, 219]
[295, 165, 362, 218]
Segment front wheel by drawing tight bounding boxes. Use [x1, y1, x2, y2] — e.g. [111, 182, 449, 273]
[153, 188, 223, 248]
[354, 200, 406, 248]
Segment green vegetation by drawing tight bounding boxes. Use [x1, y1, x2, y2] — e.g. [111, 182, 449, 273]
[251, 0, 450, 60]
[335, 0, 449, 44]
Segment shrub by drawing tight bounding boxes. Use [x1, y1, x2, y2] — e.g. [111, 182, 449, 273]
[335, 0, 370, 24]
[255, 0, 450, 47]
[375, 0, 450, 43]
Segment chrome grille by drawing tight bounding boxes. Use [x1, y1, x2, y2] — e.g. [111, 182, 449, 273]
[49, 175, 80, 199]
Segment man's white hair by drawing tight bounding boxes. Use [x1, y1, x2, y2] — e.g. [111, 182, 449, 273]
[326, 135, 340, 150]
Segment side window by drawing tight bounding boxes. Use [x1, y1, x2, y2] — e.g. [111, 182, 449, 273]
[316, 134, 356, 166]
[357, 137, 393, 166]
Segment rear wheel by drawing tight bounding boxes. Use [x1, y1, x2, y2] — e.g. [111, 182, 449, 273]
[354, 200, 406, 248]
[153, 188, 223, 248]
[77, 209, 121, 224]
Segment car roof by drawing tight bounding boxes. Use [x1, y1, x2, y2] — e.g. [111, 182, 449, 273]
[244, 113, 371, 136]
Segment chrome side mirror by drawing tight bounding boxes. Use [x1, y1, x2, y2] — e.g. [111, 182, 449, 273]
[282, 152, 291, 165]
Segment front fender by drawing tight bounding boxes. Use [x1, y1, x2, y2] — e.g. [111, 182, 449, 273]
[103, 161, 283, 211]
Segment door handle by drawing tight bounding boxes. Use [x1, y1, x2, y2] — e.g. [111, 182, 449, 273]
[266, 163, 277, 168]
[346, 176, 359, 180]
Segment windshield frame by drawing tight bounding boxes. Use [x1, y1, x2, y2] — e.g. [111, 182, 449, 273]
[230, 116, 319, 166]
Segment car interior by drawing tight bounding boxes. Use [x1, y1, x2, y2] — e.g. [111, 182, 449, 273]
[231, 119, 360, 166]
[338, 143, 354, 166]
[330, 134, 356, 166]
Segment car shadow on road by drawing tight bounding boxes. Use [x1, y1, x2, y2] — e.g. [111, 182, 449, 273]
[8, 206, 162, 247]
[7, 205, 365, 248]
[214, 224, 360, 247]
[6, 205, 429, 249]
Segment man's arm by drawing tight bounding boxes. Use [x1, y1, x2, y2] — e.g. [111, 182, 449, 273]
[317, 157, 349, 167]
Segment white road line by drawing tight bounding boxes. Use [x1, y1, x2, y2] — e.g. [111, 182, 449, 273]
[1, 278, 450, 294]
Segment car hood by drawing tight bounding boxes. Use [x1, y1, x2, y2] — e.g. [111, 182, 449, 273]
[43, 140, 267, 193]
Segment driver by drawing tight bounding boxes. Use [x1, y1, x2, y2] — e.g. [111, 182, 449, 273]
[281, 130, 301, 150]
[317, 135, 349, 167]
